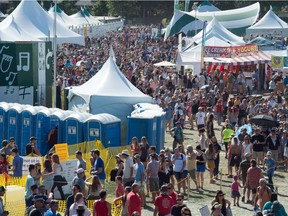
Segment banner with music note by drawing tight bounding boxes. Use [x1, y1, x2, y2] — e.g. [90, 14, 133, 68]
[0, 86, 33, 104]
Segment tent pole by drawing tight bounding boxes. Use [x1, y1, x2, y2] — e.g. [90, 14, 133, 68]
[53, 0, 57, 108]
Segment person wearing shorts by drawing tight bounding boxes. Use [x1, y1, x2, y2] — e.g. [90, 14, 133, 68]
[239, 153, 251, 203]
[196, 145, 206, 190]
[146, 153, 160, 202]
[172, 148, 187, 194]
[186, 145, 198, 190]
[245, 159, 263, 204]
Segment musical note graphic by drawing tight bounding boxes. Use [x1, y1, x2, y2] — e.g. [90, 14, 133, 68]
[17, 52, 30, 71]
[5, 72, 17, 85]
[10, 87, 14, 94]
[0, 54, 13, 73]
[4, 86, 9, 95]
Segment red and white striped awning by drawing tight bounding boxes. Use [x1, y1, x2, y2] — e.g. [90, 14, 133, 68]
[204, 51, 271, 66]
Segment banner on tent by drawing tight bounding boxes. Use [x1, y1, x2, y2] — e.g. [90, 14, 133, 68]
[271, 56, 288, 68]
[205, 44, 258, 58]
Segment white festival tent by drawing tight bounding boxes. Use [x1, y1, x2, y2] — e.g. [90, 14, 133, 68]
[68, 56, 153, 121]
[185, 17, 246, 47]
[69, 8, 102, 26]
[246, 7, 288, 35]
[48, 5, 76, 27]
[0, 0, 85, 45]
[190, 2, 260, 29]
[196, 0, 220, 13]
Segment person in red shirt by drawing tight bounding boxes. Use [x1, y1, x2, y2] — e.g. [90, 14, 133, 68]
[167, 183, 177, 206]
[154, 185, 173, 216]
[115, 176, 125, 198]
[127, 183, 142, 216]
[93, 189, 111, 216]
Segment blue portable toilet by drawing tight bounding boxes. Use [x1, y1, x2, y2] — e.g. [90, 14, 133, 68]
[127, 111, 157, 150]
[63, 113, 92, 145]
[85, 113, 121, 148]
[143, 110, 166, 152]
[35, 108, 61, 155]
[0, 102, 17, 142]
[20, 106, 48, 155]
[49, 110, 74, 144]
[7, 104, 31, 155]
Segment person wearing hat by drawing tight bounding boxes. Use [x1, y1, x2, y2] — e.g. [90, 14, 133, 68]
[71, 168, 87, 197]
[153, 185, 173, 216]
[27, 195, 45, 216]
[90, 149, 106, 184]
[263, 151, 276, 187]
[121, 149, 134, 187]
[169, 120, 184, 150]
[255, 178, 272, 211]
[0, 186, 5, 215]
[239, 152, 252, 203]
[211, 190, 231, 216]
[26, 137, 41, 157]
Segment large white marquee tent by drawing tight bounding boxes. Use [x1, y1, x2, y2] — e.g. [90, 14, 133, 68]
[68, 56, 152, 121]
[0, 0, 84, 45]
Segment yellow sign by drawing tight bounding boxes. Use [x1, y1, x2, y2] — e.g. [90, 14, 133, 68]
[55, 143, 69, 162]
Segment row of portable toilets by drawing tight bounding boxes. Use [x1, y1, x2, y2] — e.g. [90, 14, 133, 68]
[0, 102, 121, 156]
[0, 102, 166, 156]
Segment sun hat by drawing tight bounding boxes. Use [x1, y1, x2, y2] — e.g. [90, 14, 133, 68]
[75, 168, 85, 174]
[121, 149, 130, 156]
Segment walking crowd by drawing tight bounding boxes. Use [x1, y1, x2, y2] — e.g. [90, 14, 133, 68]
[1, 25, 288, 216]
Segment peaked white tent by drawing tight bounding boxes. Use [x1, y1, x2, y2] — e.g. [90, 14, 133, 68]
[186, 17, 245, 47]
[192, 0, 220, 12]
[246, 7, 288, 35]
[0, 0, 85, 45]
[68, 56, 152, 121]
[48, 5, 76, 27]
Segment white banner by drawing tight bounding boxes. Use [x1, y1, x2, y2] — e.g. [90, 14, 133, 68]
[22, 157, 42, 175]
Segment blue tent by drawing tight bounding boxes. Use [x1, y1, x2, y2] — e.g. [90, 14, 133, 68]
[85, 113, 121, 148]
[7, 104, 31, 155]
[63, 112, 92, 145]
[0, 102, 17, 142]
[35, 108, 61, 155]
[49, 110, 74, 144]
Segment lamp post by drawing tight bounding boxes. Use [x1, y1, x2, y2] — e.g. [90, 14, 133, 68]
[192, 2, 198, 36]
[53, 0, 57, 108]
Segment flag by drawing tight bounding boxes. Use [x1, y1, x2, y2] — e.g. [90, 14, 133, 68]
[185, 0, 190, 12]
[174, 0, 179, 10]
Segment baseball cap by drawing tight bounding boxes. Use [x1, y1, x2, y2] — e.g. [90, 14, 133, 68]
[75, 168, 85, 174]
[267, 151, 272, 156]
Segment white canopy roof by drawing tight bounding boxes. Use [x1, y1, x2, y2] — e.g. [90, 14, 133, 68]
[153, 61, 176, 67]
[189, 2, 260, 29]
[48, 5, 76, 27]
[192, 0, 220, 13]
[68, 56, 152, 119]
[187, 17, 245, 46]
[0, 0, 85, 45]
[247, 7, 288, 35]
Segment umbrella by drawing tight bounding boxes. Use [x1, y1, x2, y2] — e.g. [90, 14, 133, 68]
[153, 61, 176, 67]
[236, 124, 253, 136]
[200, 85, 210, 90]
[250, 114, 279, 128]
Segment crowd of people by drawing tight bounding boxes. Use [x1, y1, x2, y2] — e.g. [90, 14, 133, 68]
[1, 25, 288, 216]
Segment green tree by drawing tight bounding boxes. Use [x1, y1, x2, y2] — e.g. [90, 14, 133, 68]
[91, 0, 109, 16]
[106, 0, 140, 18]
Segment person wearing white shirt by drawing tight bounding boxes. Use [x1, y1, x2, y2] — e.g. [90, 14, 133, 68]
[196, 107, 206, 130]
[121, 150, 134, 186]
